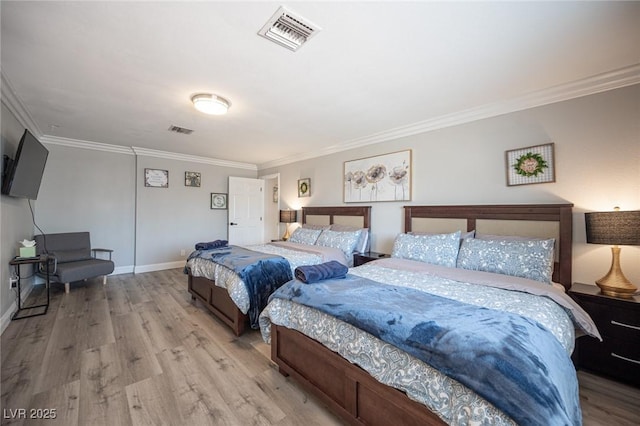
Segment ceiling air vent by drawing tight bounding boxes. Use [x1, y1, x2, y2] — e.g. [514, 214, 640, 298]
[258, 6, 321, 51]
[168, 125, 193, 135]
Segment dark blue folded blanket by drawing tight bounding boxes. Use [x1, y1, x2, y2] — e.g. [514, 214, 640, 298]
[295, 261, 348, 283]
[195, 240, 228, 250]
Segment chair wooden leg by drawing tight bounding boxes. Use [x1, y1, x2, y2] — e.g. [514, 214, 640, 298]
[103, 275, 107, 285]
[64, 282, 70, 294]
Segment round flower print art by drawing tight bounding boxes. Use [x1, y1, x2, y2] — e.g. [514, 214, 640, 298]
[514, 152, 548, 177]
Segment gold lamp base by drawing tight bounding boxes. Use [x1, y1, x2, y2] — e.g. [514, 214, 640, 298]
[282, 225, 291, 241]
[596, 246, 638, 298]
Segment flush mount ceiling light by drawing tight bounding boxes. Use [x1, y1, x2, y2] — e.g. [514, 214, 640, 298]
[191, 94, 231, 115]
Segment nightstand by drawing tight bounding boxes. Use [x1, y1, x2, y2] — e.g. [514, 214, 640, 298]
[569, 283, 640, 388]
[353, 251, 389, 267]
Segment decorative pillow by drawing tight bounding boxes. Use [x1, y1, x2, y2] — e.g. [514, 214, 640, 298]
[330, 224, 369, 253]
[51, 249, 92, 263]
[456, 238, 555, 283]
[391, 231, 461, 267]
[315, 229, 361, 259]
[288, 228, 323, 245]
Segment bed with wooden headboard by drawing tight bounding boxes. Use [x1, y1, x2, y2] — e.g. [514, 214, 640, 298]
[187, 205, 371, 336]
[267, 203, 582, 425]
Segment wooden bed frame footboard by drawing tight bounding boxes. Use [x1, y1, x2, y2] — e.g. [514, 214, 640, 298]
[271, 324, 446, 426]
[188, 271, 248, 336]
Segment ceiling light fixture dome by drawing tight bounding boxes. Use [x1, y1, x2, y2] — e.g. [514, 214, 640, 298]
[191, 93, 231, 115]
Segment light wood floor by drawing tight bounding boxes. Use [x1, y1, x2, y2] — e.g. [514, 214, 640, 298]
[1, 269, 639, 425]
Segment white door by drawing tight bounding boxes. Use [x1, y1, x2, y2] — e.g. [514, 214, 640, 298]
[228, 176, 264, 245]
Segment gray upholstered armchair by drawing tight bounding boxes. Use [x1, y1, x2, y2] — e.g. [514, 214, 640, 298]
[35, 232, 114, 293]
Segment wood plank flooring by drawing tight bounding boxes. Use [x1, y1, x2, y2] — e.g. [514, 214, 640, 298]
[2, 269, 639, 425]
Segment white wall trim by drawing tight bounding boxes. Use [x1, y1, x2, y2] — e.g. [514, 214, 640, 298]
[113, 265, 135, 275]
[0, 283, 34, 335]
[133, 261, 184, 274]
[40, 135, 135, 155]
[131, 146, 257, 170]
[258, 63, 640, 169]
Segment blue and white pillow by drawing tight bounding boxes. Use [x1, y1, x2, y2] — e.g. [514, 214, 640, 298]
[391, 231, 461, 267]
[316, 229, 361, 259]
[288, 228, 323, 245]
[456, 238, 555, 283]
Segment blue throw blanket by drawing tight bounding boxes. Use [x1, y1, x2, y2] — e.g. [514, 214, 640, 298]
[195, 239, 228, 250]
[294, 261, 348, 283]
[189, 246, 292, 328]
[270, 276, 581, 426]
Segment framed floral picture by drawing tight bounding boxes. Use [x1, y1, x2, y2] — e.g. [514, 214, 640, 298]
[185, 171, 201, 187]
[298, 178, 310, 198]
[144, 168, 169, 188]
[505, 143, 555, 186]
[344, 150, 411, 202]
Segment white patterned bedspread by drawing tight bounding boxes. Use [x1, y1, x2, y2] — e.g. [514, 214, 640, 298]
[186, 242, 345, 313]
[259, 259, 599, 426]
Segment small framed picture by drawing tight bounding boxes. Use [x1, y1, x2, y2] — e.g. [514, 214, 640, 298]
[211, 193, 228, 209]
[185, 171, 201, 187]
[144, 168, 169, 188]
[505, 143, 555, 186]
[273, 185, 279, 203]
[298, 178, 310, 198]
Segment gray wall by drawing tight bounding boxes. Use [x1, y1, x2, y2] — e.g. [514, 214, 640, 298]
[135, 156, 255, 269]
[262, 84, 640, 286]
[35, 144, 136, 271]
[1, 103, 37, 319]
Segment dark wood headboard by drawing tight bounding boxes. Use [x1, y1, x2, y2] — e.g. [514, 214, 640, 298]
[404, 204, 574, 290]
[302, 206, 371, 229]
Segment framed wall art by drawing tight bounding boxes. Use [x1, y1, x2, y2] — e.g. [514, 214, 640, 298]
[343, 150, 411, 202]
[210, 193, 228, 209]
[144, 168, 169, 188]
[185, 171, 201, 187]
[273, 185, 279, 203]
[505, 143, 555, 186]
[298, 178, 310, 198]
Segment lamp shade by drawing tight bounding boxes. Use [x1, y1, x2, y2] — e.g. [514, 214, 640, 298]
[280, 210, 297, 224]
[585, 210, 640, 246]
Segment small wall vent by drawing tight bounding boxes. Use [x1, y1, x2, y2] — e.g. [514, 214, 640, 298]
[168, 125, 193, 135]
[258, 6, 321, 51]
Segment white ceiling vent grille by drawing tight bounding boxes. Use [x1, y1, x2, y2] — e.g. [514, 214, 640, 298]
[168, 125, 193, 135]
[258, 6, 321, 51]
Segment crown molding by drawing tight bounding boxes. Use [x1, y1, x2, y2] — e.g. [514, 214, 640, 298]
[131, 147, 257, 170]
[0, 71, 43, 138]
[41, 135, 135, 155]
[258, 63, 640, 170]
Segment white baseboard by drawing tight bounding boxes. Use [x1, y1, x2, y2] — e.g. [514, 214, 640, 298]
[113, 265, 135, 275]
[133, 261, 184, 274]
[0, 282, 35, 335]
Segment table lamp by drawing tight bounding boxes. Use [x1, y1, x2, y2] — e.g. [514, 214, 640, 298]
[280, 210, 298, 241]
[585, 208, 640, 298]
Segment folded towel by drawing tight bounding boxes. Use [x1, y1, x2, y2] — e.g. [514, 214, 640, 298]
[295, 261, 348, 284]
[195, 240, 228, 250]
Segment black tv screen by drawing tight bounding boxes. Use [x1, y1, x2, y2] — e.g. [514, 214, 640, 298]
[1, 129, 49, 199]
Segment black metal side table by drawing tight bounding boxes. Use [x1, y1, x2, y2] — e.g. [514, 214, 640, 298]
[9, 254, 51, 320]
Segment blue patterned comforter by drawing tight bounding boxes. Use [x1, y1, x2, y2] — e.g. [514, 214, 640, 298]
[188, 246, 292, 328]
[269, 275, 581, 426]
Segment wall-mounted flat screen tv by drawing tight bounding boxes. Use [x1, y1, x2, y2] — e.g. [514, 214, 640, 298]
[1, 129, 49, 200]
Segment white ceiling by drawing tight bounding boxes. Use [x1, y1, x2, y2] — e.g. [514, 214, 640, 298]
[2, 1, 639, 169]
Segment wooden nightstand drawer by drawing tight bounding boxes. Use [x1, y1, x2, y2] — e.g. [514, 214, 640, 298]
[577, 298, 640, 340]
[576, 336, 640, 387]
